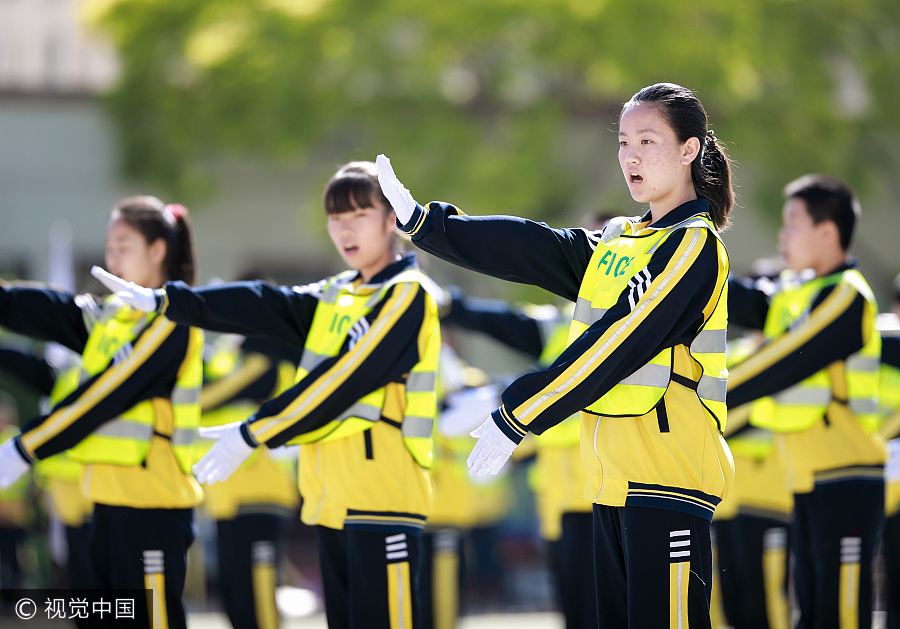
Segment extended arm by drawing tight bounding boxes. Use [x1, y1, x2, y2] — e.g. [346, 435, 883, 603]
[15, 318, 194, 461]
[0, 282, 91, 353]
[376, 154, 594, 301]
[727, 283, 868, 408]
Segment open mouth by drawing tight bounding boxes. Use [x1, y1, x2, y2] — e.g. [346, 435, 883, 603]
[343, 245, 359, 255]
[630, 173, 643, 184]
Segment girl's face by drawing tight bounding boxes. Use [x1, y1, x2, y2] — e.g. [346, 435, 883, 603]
[105, 218, 167, 288]
[327, 197, 399, 282]
[617, 102, 700, 219]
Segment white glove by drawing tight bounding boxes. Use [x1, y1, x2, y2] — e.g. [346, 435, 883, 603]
[375, 154, 417, 225]
[0, 439, 30, 489]
[91, 266, 160, 312]
[440, 386, 501, 437]
[599, 216, 632, 243]
[887, 438, 900, 483]
[192, 422, 255, 484]
[467, 416, 517, 477]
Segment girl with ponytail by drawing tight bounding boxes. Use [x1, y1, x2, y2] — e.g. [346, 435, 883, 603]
[376, 81, 735, 626]
[0, 196, 204, 629]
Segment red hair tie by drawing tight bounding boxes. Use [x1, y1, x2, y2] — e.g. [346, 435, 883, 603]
[165, 203, 187, 221]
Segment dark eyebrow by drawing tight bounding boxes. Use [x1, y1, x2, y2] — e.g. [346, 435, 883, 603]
[619, 128, 658, 137]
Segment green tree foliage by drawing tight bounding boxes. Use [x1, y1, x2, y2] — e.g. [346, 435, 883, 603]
[84, 0, 900, 223]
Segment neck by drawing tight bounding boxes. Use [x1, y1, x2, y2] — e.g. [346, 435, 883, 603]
[814, 252, 851, 278]
[146, 270, 167, 289]
[360, 252, 402, 284]
[649, 189, 697, 224]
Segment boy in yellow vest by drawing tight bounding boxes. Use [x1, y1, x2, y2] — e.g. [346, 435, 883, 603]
[727, 174, 884, 629]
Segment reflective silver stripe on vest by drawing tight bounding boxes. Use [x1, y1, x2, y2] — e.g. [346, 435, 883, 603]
[573, 297, 607, 326]
[171, 385, 200, 406]
[299, 349, 330, 374]
[335, 401, 382, 424]
[406, 371, 436, 393]
[773, 387, 832, 406]
[846, 355, 879, 373]
[92, 420, 154, 441]
[366, 291, 385, 309]
[402, 415, 434, 438]
[171, 427, 197, 446]
[849, 398, 878, 415]
[698, 375, 727, 403]
[690, 329, 727, 354]
[646, 218, 711, 255]
[617, 363, 670, 388]
[323, 280, 347, 303]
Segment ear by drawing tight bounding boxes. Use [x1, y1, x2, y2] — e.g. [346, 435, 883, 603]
[817, 220, 841, 249]
[682, 137, 701, 165]
[148, 237, 167, 268]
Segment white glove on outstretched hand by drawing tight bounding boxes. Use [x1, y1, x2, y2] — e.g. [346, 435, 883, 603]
[467, 416, 518, 477]
[375, 154, 417, 225]
[91, 266, 160, 312]
[0, 439, 30, 489]
[193, 422, 255, 484]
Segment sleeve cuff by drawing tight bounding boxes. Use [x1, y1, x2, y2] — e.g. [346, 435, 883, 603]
[491, 406, 527, 445]
[397, 203, 429, 236]
[239, 423, 260, 448]
[13, 436, 35, 464]
[155, 288, 169, 314]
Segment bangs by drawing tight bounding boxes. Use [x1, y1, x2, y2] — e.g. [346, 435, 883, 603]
[324, 176, 378, 215]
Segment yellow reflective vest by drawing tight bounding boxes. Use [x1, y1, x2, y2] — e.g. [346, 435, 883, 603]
[572, 214, 732, 518]
[287, 269, 438, 468]
[751, 270, 881, 434]
[570, 216, 728, 429]
[66, 305, 203, 475]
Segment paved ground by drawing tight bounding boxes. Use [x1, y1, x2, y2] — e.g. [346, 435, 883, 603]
[187, 611, 565, 628]
[186, 610, 891, 629]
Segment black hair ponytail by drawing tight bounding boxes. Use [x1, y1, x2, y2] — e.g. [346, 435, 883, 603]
[623, 83, 735, 230]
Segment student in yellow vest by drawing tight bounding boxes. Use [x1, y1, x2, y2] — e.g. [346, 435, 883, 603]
[713, 334, 792, 629]
[93, 161, 442, 629]
[726, 175, 884, 629]
[377, 81, 735, 627]
[0, 349, 96, 593]
[877, 284, 900, 629]
[0, 197, 204, 629]
[198, 332, 301, 629]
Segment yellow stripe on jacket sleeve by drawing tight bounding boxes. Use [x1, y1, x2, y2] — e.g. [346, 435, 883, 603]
[200, 353, 271, 412]
[249, 283, 420, 443]
[512, 228, 710, 425]
[20, 317, 176, 456]
[727, 283, 858, 390]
